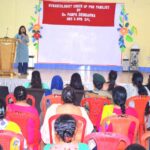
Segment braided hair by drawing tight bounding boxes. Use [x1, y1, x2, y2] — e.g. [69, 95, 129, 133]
[54, 114, 76, 143]
[112, 86, 127, 114]
[108, 70, 117, 91]
[132, 71, 148, 95]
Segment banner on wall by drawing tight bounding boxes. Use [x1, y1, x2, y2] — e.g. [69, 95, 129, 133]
[39, 2, 122, 66]
[43, 1, 116, 26]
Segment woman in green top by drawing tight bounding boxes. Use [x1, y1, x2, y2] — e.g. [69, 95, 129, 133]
[23, 70, 48, 89]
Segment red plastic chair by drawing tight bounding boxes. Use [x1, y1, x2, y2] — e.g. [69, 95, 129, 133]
[126, 95, 150, 142]
[101, 115, 139, 143]
[141, 131, 150, 149]
[81, 97, 111, 127]
[41, 95, 63, 117]
[5, 93, 16, 104]
[84, 132, 130, 150]
[5, 93, 35, 107]
[48, 114, 86, 144]
[26, 94, 35, 107]
[6, 108, 41, 150]
[0, 130, 24, 150]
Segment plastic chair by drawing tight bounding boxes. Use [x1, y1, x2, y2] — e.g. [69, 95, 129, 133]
[0, 86, 9, 101]
[0, 130, 24, 150]
[101, 114, 139, 143]
[26, 88, 44, 114]
[5, 93, 35, 106]
[141, 131, 150, 149]
[5, 93, 16, 104]
[84, 132, 130, 150]
[48, 114, 86, 143]
[126, 95, 150, 142]
[81, 97, 111, 127]
[41, 95, 63, 117]
[6, 108, 41, 150]
[26, 94, 36, 107]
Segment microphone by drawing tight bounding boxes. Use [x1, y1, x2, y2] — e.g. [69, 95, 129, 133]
[21, 33, 25, 40]
[4, 27, 9, 38]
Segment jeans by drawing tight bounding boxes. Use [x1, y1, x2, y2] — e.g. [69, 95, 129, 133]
[18, 62, 28, 74]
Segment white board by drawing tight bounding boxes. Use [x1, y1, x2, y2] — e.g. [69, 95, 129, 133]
[38, 3, 122, 66]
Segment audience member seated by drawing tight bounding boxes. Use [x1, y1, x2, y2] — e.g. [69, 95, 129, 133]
[125, 143, 146, 150]
[85, 73, 112, 100]
[7, 86, 38, 114]
[44, 114, 89, 150]
[45, 75, 63, 96]
[23, 70, 49, 89]
[6, 86, 40, 149]
[98, 86, 138, 129]
[41, 86, 93, 144]
[0, 98, 21, 133]
[0, 98, 27, 149]
[124, 71, 150, 99]
[104, 70, 118, 92]
[69, 73, 85, 106]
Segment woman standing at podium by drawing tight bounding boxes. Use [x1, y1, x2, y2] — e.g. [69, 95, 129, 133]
[15, 25, 29, 75]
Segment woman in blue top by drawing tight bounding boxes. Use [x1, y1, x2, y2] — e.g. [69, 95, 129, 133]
[45, 75, 63, 96]
[15, 26, 29, 75]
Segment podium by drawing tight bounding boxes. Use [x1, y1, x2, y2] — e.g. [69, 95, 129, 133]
[0, 38, 16, 76]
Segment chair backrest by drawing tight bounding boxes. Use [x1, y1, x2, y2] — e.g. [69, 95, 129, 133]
[6, 108, 40, 149]
[41, 95, 63, 117]
[84, 132, 130, 150]
[26, 88, 45, 114]
[0, 86, 9, 101]
[5, 93, 16, 104]
[48, 114, 86, 144]
[26, 94, 35, 107]
[101, 115, 139, 143]
[126, 95, 150, 141]
[81, 97, 111, 127]
[141, 131, 150, 149]
[5, 93, 35, 107]
[126, 95, 150, 124]
[0, 130, 24, 150]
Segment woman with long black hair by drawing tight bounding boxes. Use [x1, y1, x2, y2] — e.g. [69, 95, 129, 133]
[98, 86, 138, 129]
[15, 25, 29, 75]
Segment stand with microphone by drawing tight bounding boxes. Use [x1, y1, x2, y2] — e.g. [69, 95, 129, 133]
[4, 27, 9, 38]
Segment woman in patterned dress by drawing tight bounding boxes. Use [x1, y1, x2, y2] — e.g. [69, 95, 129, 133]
[15, 26, 29, 75]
